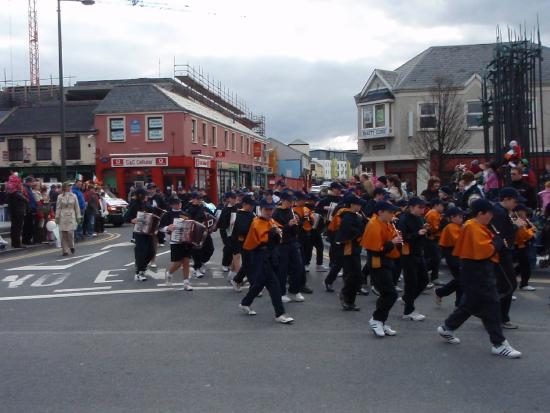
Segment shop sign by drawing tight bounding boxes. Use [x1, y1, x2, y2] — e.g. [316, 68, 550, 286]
[240, 164, 252, 172]
[194, 157, 210, 168]
[191, 149, 202, 155]
[361, 127, 390, 138]
[130, 120, 141, 134]
[111, 157, 168, 167]
[253, 142, 263, 157]
[219, 161, 239, 171]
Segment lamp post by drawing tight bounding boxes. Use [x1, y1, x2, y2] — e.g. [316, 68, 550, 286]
[58, 0, 95, 182]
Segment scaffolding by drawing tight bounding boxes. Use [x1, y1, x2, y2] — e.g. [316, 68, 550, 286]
[482, 23, 546, 167]
[173, 63, 265, 136]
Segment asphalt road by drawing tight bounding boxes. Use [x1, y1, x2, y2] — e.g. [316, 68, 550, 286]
[0, 226, 549, 413]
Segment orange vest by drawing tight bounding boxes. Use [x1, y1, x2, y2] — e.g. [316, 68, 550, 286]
[439, 222, 462, 248]
[292, 206, 312, 232]
[243, 217, 281, 251]
[515, 226, 535, 249]
[327, 208, 350, 232]
[453, 219, 498, 263]
[360, 214, 400, 268]
[425, 209, 442, 240]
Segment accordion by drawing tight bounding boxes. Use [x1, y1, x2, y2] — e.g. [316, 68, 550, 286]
[204, 212, 218, 234]
[170, 218, 207, 248]
[133, 211, 160, 235]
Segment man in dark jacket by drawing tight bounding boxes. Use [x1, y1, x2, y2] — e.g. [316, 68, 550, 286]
[509, 167, 537, 209]
[230, 195, 257, 291]
[218, 192, 238, 274]
[183, 192, 214, 278]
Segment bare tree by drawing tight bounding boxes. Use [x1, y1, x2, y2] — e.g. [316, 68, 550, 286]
[412, 76, 471, 177]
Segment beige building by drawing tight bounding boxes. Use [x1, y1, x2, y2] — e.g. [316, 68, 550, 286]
[355, 43, 550, 191]
[0, 102, 97, 182]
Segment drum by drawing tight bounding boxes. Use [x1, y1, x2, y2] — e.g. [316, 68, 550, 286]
[171, 219, 207, 247]
[133, 211, 160, 235]
[311, 213, 322, 229]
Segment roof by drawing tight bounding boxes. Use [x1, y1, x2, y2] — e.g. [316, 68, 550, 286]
[0, 102, 97, 135]
[355, 88, 394, 104]
[268, 137, 311, 160]
[94, 84, 182, 114]
[359, 43, 550, 95]
[289, 139, 309, 145]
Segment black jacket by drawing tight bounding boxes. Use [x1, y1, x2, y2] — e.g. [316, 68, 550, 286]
[490, 203, 517, 252]
[230, 209, 255, 248]
[218, 204, 238, 231]
[397, 212, 426, 256]
[335, 210, 365, 256]
[272, 206, 299, 243]
[7, 191, 28, 216]
[510, 180, 537, 209]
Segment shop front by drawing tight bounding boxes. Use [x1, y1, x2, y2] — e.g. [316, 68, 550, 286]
[253, 165, 268, 188]
[218, 161, 239, 197]
[239, 164, 253, 188]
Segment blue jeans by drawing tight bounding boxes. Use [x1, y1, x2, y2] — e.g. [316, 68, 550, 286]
[85, 211, 96, 236]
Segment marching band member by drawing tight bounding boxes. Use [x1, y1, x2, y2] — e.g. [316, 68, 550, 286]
[397, 197, 429, 321]
[124, 187, 155, 282]
[273, 192, 308, 302]
[490, 188, 525, 329]
[334, 195, 366, 311]
[184, 192, 215, 279]
[319, 183, 344, 292]
[230, 195, 257, 291]
[304, 194, 328, 272]
[239, 198, 294, 324]
[159, 197, 193, 291]
[293, 191, 314, 274]
[424, 199, 445, 287]
[514, 204, 536, 291]
[217, 192, 238, 274]
[435, 207, 464, 306]
[361, 201, 401, 336]
[438, 199, 522, 359]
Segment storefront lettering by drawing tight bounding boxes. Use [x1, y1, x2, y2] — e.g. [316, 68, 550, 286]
[111, 157, 168, 167]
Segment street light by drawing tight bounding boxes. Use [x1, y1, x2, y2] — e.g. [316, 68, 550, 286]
[58, 0, 95, 182]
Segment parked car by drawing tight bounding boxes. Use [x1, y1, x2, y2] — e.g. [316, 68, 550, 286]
[100, 189, 128, 227]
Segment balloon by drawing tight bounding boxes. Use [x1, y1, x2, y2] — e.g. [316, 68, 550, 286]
[46, 220, 57, 232]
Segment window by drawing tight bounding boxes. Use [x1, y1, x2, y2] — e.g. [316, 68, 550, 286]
[247, 137, 251, 154]
[467, 101, 483, 128]
[191, 119, 197, 143]
[109, 118, 125, 142]
[211, 126, 217, 147]
[224, 130, 229, 149]
[202, 123, 208, 146]
[231, 133, 236, 151]
[8, 138, 23, 161]
[66, 136, 81, 160]
[240, 135, 244, 153]
[419, 103, 437, 129]
[374, 104, 385, 128]
[35, 138, 52, 160]
[147, 116, 164, 141]
[362, 106, 373, 129]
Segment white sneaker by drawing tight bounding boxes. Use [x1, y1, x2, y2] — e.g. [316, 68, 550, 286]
[337, 270, 343, 277]
[192, 269, 204, 279]
[230, 279, 242, 292]
[316, 264, 329, 272]
[164, 270, 173, 286]
[425, 283, 434, 289]
[397, 297, 404, 305]
[227, 271, 237, 282]
[437, 325, 460, 344]
[371, 286, 380, 296]
[520, 285, 536, 291]
[281, 295, 292, 303]
[134, 272, 147, 282]
[383, 325, 397, 336]
[149, 263, 157, 269]
[158, 243, 165, 247]
[512, 295, 517, 301]
[305, 265, 310, 272]
[491, 340, 522, 358]
[395, 286, 403, 292]
[289, 292, 305, 302]
[369, 318, 385, 337]
[222, 266, 230, 272]
[402, 311, 426, 321]
[239, 304, 256, 315]
[275, 314, 294, 324]
[182, 280, 193, 291]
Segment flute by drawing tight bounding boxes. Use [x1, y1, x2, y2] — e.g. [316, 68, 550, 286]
[490, 224, 509, 249]
[391, 219, 403, 245]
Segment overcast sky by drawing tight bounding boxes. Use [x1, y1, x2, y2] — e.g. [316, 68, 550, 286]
[1, 0, 549, 149]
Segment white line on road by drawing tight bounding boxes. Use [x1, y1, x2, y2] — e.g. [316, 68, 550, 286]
[124, 250, 170, 267]
[54, 287, 113, 293]
[100, 242, 134, 251]
[0, 286, 234, 301]
[7, 251, 110, 271]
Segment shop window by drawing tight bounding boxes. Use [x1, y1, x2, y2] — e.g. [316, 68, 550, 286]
[467, 101, 483, 128]
[374, 104, 385, 128]
[362, 105, 373, 129]
[35, 137, 52, 160]
[66, 136, 81, 160]
[109, 117, 125, 142]
[419, 103, 437, 129]
[147, 116, 164, 141]
[211, 126, 217, 147]
[191, 119, 197, 143]
[8, 138, 23, 161]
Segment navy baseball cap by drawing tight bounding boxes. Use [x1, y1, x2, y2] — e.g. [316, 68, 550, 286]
[259, 199, 276, 209]
[294, 191, 306, 200]
[500, 187, 526, 202]
[395, 199, 408, 207]
[280, 192, 297, 201]
[306, 193, 319, 202]
[373, 201, 399, 213]
[330, 182, 343, 190]
[224, 191, 236, 199]
[444, 207, 464, 217]
[470, 199, 494, 215]
[169, 197, 182, 205]
[135, 188, 147, 196]
[431, 198, 445, 206]
[241, 195, 257, 206]
[408, 197, 427, 207]
[190, 191, 203, 199]
[373, 188, 386, 197]
[343, 194, 365, 207]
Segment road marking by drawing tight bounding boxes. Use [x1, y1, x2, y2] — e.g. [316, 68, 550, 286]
[124, 250, 170, 267]
[94, 269, 126, 284]
[0, 232, 120, 264]
[2, 274, 35, 288]
[0, 285, 235, 301]
[30, 272, 70, 287]
[7, 251, 110, 271]
[101, 242, 134, 250]
[124, 261, 135, 267]
[54, 287, 112, 293]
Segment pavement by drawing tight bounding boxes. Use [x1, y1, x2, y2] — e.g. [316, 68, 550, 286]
[0, 226, 549, 413]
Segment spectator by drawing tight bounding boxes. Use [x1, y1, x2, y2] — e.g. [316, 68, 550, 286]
[72, 180, 86, 240]
[420, 177, 441, 202]
[510, 166, 537, 209]
[539, 163, 550, 190]
[84, 185, 99, 237]
[22, 177, 36, 245]
[538, 181, 550, 211]
[56, 181, 81, 256]
[484, 161, 500, 201]
[518, 159, 537, 189]
[6, 174, 27, 248]
[458, 172, 483, 210]
[388, 175, 407, 202]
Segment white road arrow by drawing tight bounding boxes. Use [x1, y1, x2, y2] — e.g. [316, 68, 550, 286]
[101, 242, 134, 251]
[7, 251, 110, 271]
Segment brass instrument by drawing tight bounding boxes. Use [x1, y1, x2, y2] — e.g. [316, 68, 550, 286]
[490, 224, 509, 249]
[391, 219, 403, 245]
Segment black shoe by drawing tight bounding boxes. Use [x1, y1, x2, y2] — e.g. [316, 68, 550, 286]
[357, 287, 369, 296]
[342, 302, 361, 311]
[300, 286, 313, 294]
[62, 252, 69, 256]
[70, 248, 75, 254]
[324, 281, 334, 293]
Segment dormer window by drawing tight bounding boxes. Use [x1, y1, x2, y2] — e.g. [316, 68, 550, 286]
[360, 102, 392, 138]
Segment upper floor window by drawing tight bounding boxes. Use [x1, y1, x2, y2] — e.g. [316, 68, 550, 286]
[191, 119, 197, 143]
[224, 130, 229, 149]
[231, 133, 236, 151]
[35, 137, 52, 160]
[211, 126, 217, 147]
[419, 103, 437, 129]
[147, 116, 164, 141]
[247, 137, 251, 155]
[8, 138, 23, 161]
[240, 135, 245, 153]
[202, 123, 208, 146]
[109, 118, 125, 142]
[467, 101, 483, 128]
[66, 136, 81, 160]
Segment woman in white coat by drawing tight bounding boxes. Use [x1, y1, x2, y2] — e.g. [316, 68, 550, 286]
[55, 182, 81, 256]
